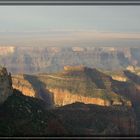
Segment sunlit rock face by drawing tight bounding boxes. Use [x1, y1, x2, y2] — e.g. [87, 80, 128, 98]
[0, 67, 13, 103]
[111, 75, 127, 82]
[12, 74, 54, 108]
[12, 75, 36, 97]
[48, 88, 111, 107]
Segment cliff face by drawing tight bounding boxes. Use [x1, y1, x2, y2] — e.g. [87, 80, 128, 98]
[48, 88, 110, 106]
[12, 74, 54, 108]
[0, 67, 13, 103]
[48, 88, 131, 107]
[12, 74, 36, 97]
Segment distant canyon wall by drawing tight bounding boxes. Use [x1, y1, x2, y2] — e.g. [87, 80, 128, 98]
[1, 46, 140, 74]
[0, 46, 15, 56]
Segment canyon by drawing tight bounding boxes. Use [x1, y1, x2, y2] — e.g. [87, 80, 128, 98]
[1, 46, 140, 74]
[0, 66, 139, 135]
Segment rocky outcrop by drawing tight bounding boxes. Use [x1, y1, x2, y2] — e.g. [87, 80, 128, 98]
[12, 74, 54, 108]
[12, 75, 36, 97]
[0, 67, 13, 103]
[111, 75, 127, 82]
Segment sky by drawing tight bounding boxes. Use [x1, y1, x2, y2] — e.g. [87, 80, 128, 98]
[0, 6, 140, 33]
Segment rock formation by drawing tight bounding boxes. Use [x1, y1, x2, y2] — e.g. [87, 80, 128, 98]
[12, 74, 36, 97]
[48, 88, 111, 106]
[12, 74, 54, 108]
[0, 67, 13, 103]
[12, 66, 132, 107]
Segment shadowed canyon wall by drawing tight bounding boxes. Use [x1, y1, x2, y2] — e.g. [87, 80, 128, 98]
[0, 67, 13, 103]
